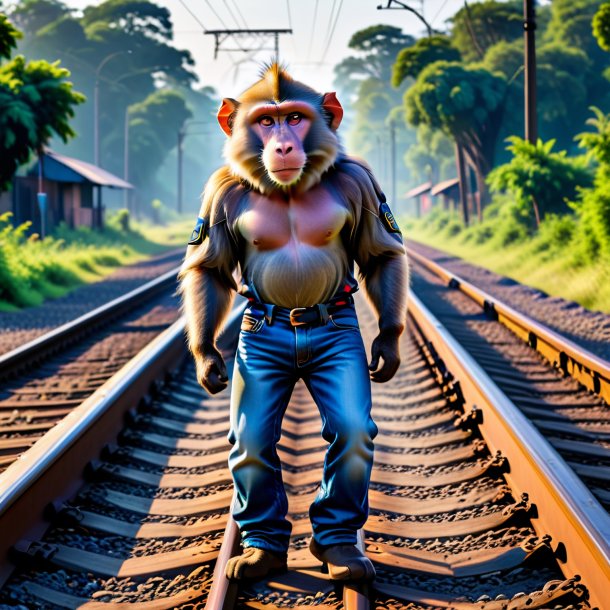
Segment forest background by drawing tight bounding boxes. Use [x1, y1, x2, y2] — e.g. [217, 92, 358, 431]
[2, 0, 610, 310]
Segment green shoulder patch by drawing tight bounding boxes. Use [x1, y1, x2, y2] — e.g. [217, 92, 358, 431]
[379, 202, 401, 234]
[188, 216, 208, 245]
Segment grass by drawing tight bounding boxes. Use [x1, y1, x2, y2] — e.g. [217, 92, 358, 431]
[0, 211, 192, 311]
[405, 207, 610, 313]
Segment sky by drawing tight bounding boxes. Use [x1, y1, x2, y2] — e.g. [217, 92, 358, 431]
[59, 0, 468, 95]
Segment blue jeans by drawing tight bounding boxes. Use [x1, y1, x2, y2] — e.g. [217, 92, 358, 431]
[228, 304, 378, 553]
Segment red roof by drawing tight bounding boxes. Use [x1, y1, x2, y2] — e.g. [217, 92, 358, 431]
[404, 181, 432, 199]
[431, 178, 459, 196]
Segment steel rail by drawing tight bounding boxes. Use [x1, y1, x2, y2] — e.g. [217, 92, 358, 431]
[408, 291, 610, 609]
[0, 265, 182, 381]
[408, 246, 610, 403]
[0, 300, 245, 588]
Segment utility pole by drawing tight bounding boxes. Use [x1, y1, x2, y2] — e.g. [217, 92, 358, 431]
[177, 121, 210, 214]
[524, 0, 537, 144]
[123, 105, 130, 212]
[177, 128, 184, 215]
[205, 29, 292, 59]
[94, 50, 131, 167]
[390, 120, 397, 204]
[377, 0, 433, 37]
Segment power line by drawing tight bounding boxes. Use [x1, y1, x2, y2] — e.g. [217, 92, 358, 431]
[178, 0, 207, 31]
[204, 0, 231, 30]
[430, 0, 451, 26]
[306, 0, 319, 61]
[222, 0, 242, 28]
[231, 0, 249, 29]
[320, 0, 338, 55]
[319, 0, 344, 64]
[285, 0, 293, 30]
[285, 0, 298, 55]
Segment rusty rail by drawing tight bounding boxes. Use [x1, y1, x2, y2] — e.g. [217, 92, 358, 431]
[0, 299, 246, 588]
[408, 246, 610, 404]
[0, 266, 181, 381]
[408, 291, 610, 610]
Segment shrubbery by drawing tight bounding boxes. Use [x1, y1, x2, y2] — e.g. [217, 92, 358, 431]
[0, 211, 181, 309]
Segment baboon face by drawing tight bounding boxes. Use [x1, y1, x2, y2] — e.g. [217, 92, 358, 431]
[217, 63, 344, 195]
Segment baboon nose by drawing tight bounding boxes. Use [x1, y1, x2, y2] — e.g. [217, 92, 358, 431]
[276, 145, 293, 156]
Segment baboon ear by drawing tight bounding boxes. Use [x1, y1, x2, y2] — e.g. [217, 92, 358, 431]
[322, 92, 343, 131]
[217, 98, 239, 136]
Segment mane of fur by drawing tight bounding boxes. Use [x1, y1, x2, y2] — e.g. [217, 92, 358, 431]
[224, 63, 341, 196]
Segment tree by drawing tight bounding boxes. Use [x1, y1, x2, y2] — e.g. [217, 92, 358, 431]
[392, 35, 460, 87]
[0, 12, 21, 58]
[126, 89, 191, 208]
[333, 24, 414, 102]
[593, 3, 610, 51]
[449, 0, 523, 63]
[333, 24, 418, 192]
[487, 137, 592, 225]
[0, 14, 84, 191]
[404, 60, 507, 208]
[572, 107, 610, 258]
[7, 0, 206, 210]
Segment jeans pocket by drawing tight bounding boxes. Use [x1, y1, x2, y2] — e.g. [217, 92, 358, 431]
[329, 310, 359, 330]
[241, 312, 265, 334]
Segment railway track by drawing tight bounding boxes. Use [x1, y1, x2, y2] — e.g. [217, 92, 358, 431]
[0, 266, 182, 474]
[0, 281, 607, 608]
[408, 245, 610, 512]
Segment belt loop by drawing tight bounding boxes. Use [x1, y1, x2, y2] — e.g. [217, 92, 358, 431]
[264, 303, 276, 326]
[317, 303, 329, 325]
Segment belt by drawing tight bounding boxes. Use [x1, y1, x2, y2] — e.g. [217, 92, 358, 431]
[251, 295, 354, 327]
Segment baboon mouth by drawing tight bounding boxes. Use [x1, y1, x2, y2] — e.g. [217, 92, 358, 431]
[271, 167, 303, 174]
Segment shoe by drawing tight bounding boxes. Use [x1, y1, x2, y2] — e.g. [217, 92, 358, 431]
[309, 539, 376, 581]
[225, 547, 287, 580]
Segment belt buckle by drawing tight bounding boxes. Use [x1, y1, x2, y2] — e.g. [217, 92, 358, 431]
[289, 307, 309, 326]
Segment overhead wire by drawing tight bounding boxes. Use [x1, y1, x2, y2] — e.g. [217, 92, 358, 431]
[178, 0, 208, 31]
[319, 0, 344, 65]
[306, 0, 320, 61]
[319, 0, 338, 56]
[285, 0, 298, 56]
[204, 0, 231, 30]
[222, 0, 243, 29]
[231, 0, 249, 29]
[430, 0, 451, 26]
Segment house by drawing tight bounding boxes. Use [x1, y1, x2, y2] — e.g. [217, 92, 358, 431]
[431, 178, 460, 210]
[7, 149, 132, 234]
[404, 181, 432, 217]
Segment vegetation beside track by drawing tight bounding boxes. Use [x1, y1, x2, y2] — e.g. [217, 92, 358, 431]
[406, 203, 610, 313]
[0, 210, 190, 311]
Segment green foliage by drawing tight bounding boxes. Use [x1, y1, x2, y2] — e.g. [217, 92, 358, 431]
[487, 137, 592, 222]
[0, 210, 185, 309]
[576, 106, 610, 166]
[127, 89, 191, 202]
[405, 60, 506, 181]
[81, 0, 173, 39]
[404, 124, 454, 184]
[9, 0, 69, 38]
[571, 107, 610, 259]
[111, 208, 130, 231]
[449, 0, 522, 63]
[593, 3, 610, 51]
[392, 35, 460, 87]
[0, 14, 85, 191]
[333, 24, 415, 100]
[0, 12, 22, 59]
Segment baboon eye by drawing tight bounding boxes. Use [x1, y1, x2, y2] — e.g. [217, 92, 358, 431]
[258, 115, 274, 127]
[287, 112, 302, 126]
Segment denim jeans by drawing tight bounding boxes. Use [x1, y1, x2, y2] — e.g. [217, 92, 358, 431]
[227, 304, 378, 553]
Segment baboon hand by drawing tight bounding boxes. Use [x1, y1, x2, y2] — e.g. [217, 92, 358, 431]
[195, 345, 228, 394]
[369, 329, 401, 383]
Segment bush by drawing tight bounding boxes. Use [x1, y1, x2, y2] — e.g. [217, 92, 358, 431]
[487, 137, 592, 224]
